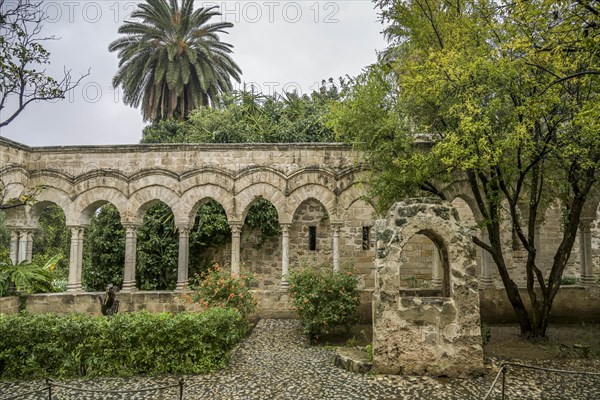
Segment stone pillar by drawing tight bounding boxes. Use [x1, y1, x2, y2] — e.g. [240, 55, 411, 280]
[579, 219, 596, 286]
[17, 230, 29, 263]
[176, 226, 190, 290]
[122, 225, 139, 292]
[25, 230, 33, 261]
[332, 223, 341, 272]
[431, 243, 442, 288]
[9, 230, 19, 265]
[67, 226, 85, 292]
[480, 231, 494, 287]
[281, 223, 290, 286]
[230, 223, 242, 275]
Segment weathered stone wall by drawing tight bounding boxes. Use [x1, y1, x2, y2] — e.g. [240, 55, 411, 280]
[480, 286, 600, 324]
[373, 199, 484, 378]
[0, 296, 20, 314]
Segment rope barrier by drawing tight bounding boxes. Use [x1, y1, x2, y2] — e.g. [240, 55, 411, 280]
[1, 387, 48, 400]
[482, 362, 600, 399]
[0, 378, 185, 400]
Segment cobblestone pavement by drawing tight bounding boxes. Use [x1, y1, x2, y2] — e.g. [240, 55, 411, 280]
[1, 319, 599, 399]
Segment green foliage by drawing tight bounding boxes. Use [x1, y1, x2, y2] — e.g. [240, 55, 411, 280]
[141, 83, 343, 144]
[136, 203, 178, 290]
[0, 309, 249, 378]
[82, 204, 125, 291]
[560, 277, 580, 286]
[288, 263, 360, 340]
[244, 199, 281, 247]
[339, 0, 600, 337]
[109, 0, 241, 121]
[365, 343, 373, 361]
[0, 213, 9, 261]
[189, 200, 231, 275]
[32, 205, 69, 283]
[187, 263, 257, 319]
[0, 254, 62, 296]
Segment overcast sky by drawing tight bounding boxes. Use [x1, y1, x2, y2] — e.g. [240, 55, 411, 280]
[0, 0, 387, 146]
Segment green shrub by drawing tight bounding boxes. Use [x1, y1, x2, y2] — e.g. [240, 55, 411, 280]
[560, 277, 580, 285]
[187, 263, 257, 318]
[0, 308, 248, 378]
[288, 263, 360, 340]
[0, 254, 62, 296]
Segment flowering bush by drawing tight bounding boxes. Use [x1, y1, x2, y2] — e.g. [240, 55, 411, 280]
[187, 263, 257, 318]
[288, 263, 360, 340]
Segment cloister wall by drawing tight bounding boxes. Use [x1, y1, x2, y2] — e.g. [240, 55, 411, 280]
[1, 136, 599, 307]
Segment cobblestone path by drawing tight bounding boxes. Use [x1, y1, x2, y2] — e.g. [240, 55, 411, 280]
[1, 319, 599, 399]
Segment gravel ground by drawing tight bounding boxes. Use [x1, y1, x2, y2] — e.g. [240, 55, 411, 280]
[1, 319, 599, 400]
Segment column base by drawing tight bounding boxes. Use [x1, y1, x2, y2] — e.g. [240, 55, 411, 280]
[175, 281, 188, 291]
[66, 284, 82, 293]
[431, 278, 442, 289]
[581, 275, 596, 286]
[121, 281, 137, 292]
[280, 280, 289, 289]
[479, 277, 494, 288]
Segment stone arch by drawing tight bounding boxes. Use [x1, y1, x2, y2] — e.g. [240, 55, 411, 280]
[235, 168, 287, 196]
[72, 187, 128, 226]
[288, 185, 336, 220]
[128, 186, 181, 224]
[28, 187, 72, 227]
[178, 185, 234, 226]
[338, 183, 376, 218]
[373, 198, 483, 377]
[235, 183, 288, 223]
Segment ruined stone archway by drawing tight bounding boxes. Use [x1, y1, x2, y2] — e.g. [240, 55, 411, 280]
[373, 198, 483, 377]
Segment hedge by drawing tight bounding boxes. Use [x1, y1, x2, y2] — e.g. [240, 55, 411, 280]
[0, 308, 249, 378]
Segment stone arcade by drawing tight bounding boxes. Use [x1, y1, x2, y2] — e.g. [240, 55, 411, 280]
[1, 137, 600, 370]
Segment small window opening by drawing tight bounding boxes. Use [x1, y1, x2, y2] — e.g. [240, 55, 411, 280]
[309, 226, 317, 251]
[362, 226, 371, 250]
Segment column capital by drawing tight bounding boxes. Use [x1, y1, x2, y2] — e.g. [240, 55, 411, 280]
[280, 223, 291, 231]
[229, 223, 243, 235]
[579, 218, 594, 229]
[176, 225, 191, 235]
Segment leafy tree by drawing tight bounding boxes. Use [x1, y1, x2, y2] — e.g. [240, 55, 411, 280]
[109, 0, 241, 121]
[188, 200, 230, 275]
[82, 204, 125, 291]
[333, 0, 600, 337]
[0, 0, 88, 128]
[140, 81, 344, 144]
[136, 203, 178, 290]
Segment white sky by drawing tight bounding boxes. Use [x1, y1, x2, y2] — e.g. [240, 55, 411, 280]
[0, 0, 387, 146]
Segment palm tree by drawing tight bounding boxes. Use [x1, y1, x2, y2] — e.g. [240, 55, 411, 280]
[109, 0, 241, 121]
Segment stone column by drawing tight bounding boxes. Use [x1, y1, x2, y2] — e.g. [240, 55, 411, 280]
[332, 223, 341, 272]
[431, 243, 442, 288]
[17, 230, 29, 263]
[230, 223, 242, 275]
[9, 230, 19, 265]
[25, 230, 33, 262]
[579, 219, 596, 286]
[176, 226, 190, 290]
[281, 223, 290, 287]
[480, 231, 494, 287]
[67, 226, 85, 292]
[122, 225, 139, 292]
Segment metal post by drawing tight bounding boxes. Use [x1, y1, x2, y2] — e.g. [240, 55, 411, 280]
[501, 366, 506, 400]
[179, 378, 185, 400]
[46, 378, 52, 400]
